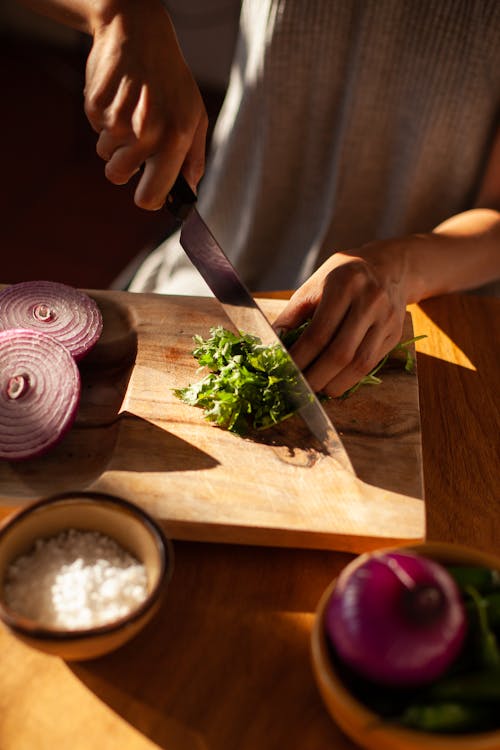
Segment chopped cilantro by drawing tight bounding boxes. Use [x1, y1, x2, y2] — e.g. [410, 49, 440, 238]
[174, 325, 426, 432]
[174, 326, 300, 433]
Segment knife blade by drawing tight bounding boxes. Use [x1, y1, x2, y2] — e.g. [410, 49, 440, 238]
[166, 174, 353, 472]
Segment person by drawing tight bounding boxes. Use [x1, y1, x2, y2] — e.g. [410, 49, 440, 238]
[21, 0, 500, 398]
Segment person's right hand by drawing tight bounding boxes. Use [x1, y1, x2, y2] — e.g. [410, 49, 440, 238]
[84, 0, 208, 209]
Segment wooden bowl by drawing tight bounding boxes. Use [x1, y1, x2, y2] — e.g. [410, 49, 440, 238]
[0, 491, 173, 660]
[311, 541, 500, 750]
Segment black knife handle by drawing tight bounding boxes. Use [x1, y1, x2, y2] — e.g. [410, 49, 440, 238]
[166, 173, 197, 222]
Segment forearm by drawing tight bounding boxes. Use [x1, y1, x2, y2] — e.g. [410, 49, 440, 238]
[404, 209, 500, 302]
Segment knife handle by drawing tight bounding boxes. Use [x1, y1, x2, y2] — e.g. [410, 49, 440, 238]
[166, 173, 197, 221]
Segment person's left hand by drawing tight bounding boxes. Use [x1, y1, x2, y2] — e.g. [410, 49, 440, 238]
[273, 239, 412, 397]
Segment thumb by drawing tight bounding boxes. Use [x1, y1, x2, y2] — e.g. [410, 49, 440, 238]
[273, 293, 315, 335]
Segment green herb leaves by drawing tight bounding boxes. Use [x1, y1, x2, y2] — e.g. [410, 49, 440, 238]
[341, 335, 427, 398]
[174, 326, 299, 434]
[174, 326, 426, 433]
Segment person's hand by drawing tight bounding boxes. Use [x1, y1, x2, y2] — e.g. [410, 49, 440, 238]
[84, 0, 208, 209]
[273, 239, 413, 397]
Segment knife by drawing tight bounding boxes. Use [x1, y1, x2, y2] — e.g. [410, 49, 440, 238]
[166, 174, 353, 472]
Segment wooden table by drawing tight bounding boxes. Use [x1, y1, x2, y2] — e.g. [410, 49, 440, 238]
[0, 292, 498, 750]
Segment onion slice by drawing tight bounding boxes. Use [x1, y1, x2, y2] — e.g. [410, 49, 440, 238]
[0, 280, 103, 361]
[0, 329, 81, 461]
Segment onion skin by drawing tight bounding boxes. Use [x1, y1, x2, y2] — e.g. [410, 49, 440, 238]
[325, 552, 467, 687]
[0, 329, 81, 461]
[0, 280, 103, 362]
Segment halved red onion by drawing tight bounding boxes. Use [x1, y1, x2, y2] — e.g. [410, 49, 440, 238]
[0, 280, 103, 361]
[0, 329, 81, 461]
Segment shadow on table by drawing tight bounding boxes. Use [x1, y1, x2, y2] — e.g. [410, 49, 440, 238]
[0, 413, 218, 502]
[69, 542, 355, 750]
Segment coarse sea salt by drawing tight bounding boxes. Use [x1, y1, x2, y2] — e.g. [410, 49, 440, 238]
[3, 529, 148, 629]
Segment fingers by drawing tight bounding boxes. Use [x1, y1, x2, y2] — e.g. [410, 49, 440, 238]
[96, 130, 118, 162]
[134, 148, 184, 210]
[304, 300, 402, 397]
[96, 125, 152, 188]
[182, 112, 209, 190]
[304, 298, 402, 397]
[273, 292, 317, 337]
[82, 5, 208, 211]
[133, 113, 207, 209]
[92, 90, 208, 209]
[285, 272, 354, 371]
[307, 325, 401, 397]
[279, 253, 406, 397]
[86, 70, 140, 136]
[134, 99, 208, 208]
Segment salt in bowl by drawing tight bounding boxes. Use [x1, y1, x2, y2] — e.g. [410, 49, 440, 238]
[0, 491, 173, 660]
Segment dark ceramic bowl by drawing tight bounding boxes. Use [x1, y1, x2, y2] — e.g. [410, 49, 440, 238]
[0, 491, 173, 660]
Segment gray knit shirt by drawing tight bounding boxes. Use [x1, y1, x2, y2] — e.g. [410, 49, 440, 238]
[131, 0, 500, 295]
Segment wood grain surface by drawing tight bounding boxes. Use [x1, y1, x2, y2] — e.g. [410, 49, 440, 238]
[0, 291, 497, 750]
[0, 290, 425, 552]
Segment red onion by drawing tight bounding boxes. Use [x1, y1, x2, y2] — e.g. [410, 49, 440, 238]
[0, 280, 103, 361]
[325, 551, 467, 687]
[0, 329, 81, 461]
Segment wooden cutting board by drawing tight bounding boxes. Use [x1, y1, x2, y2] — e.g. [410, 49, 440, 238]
[0, 289, 425, 552]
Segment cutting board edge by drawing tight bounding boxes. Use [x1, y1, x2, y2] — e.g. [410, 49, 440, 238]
[157, 517, 426, 553]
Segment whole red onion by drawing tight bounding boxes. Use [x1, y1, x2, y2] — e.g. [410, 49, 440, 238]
[0, 329, 81, 461]
[325, 551, 467, 687]
[0, 280, 103, 361]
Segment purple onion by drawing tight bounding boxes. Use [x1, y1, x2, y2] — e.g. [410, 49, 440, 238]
[0, 329, 81, 461]
[0, 280, 103, 361]
[325, 551, 467, 687]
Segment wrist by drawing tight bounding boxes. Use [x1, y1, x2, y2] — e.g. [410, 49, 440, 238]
[399, 233, 441, 304]
[87, 0, 132, 32]
[356, 235, 419, 307]
[88, 0, 166, 33]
